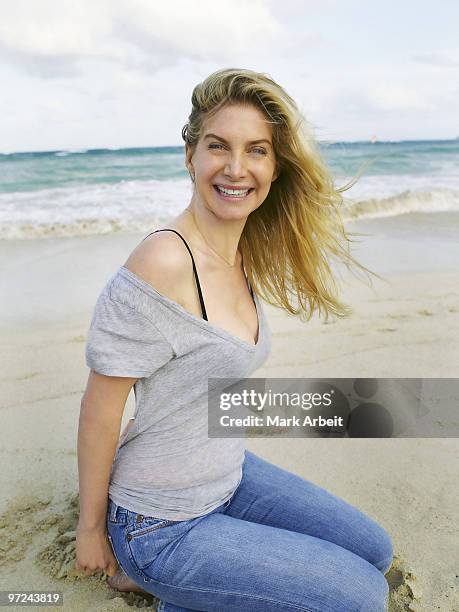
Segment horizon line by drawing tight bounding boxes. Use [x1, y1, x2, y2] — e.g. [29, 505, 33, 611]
[1, 137, 458, 156]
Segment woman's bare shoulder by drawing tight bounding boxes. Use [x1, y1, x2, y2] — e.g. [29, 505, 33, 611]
[123, 230, 193, 302]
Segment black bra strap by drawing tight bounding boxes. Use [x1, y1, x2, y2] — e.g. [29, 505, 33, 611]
[241, 254, 254, 300]
[141, 229, 208, 321]
[246, 276, 254, 299]
[141, 228, 255, 320]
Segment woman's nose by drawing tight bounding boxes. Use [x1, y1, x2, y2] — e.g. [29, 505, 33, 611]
[224, 153, 247, 178]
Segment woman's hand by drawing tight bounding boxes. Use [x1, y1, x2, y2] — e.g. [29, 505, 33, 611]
[75, 523, 118, 577]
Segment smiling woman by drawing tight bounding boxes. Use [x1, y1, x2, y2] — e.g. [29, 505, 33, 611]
[77, 68, 392, 612]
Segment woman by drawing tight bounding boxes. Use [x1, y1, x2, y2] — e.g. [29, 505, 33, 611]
[76, 68, 393, 611]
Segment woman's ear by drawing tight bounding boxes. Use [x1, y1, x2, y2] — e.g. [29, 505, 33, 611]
[185, 144, 194, 175]
[272, 162, 280, 183]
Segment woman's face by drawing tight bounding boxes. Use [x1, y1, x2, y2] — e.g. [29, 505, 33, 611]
[186, 103, 278, 221]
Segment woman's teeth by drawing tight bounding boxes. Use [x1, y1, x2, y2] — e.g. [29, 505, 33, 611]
[215, 185, 252, 197]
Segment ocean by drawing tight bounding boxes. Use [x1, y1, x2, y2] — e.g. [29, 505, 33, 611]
[1, 139, 458, 240]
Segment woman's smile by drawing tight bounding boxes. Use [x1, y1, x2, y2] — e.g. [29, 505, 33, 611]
[213, 184, 255, 201]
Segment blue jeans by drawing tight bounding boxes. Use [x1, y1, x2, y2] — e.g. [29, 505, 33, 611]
[106, 450, 393, 611]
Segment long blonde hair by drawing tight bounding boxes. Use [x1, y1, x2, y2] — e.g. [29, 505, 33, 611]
[182, 67, 379, 321]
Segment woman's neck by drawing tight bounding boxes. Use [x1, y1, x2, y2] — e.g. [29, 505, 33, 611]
[182, 206, 245, 269]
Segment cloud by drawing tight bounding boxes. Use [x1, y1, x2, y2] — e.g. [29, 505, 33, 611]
[0, 0, 284, 78]
[1, 0, 456, 150]
[264, 0, 337, 19]
[411, 51, 459, 68]
[366, 84, 434, 112]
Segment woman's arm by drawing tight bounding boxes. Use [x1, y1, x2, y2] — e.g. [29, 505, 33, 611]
[76, 370, 137, 576]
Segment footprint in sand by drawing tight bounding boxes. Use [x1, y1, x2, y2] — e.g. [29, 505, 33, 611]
[21, 371, 41, 380]
[0, 496, 56, 567]
[0, 491, 161, 610]
[33, 492, 86, 581]
[34, 493, 160, 610]
[0, 492, 79, 578]
[386, 554, 422, 611]
[417, 309, 433, 316]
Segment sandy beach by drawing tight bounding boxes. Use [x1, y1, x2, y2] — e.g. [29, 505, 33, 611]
[1, 212, 458, 611]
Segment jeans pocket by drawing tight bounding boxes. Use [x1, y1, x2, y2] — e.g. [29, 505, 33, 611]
[126, 520, 178, 570]
[126, 517, 194, 575]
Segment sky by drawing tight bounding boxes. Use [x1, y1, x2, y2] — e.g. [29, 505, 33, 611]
[1, 0, 458, 153]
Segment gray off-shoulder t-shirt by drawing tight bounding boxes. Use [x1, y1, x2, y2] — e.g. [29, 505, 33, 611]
[85, 265, 271, 520]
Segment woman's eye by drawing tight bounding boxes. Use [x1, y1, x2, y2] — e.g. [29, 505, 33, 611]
[208, 144, 267, 155]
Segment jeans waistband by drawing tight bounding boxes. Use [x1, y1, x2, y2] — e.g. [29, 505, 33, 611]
[108, 494, 233, 524]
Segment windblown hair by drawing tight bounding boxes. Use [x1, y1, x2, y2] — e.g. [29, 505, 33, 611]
[182, 68, 379, 321]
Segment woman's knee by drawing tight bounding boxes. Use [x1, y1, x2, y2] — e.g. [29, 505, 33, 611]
[340, 561, 390, 612]
[359, 567, 390, 611]
[367, 520, 394, 574]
